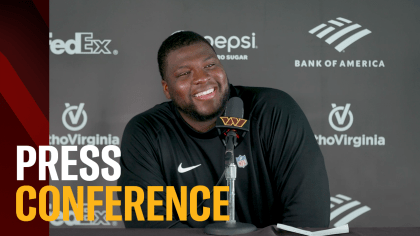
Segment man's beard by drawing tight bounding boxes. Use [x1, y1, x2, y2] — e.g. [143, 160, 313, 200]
[173, 85, 230, 122]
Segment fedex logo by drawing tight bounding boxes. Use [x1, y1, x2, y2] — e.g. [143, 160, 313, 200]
[49, 32, 116, 55]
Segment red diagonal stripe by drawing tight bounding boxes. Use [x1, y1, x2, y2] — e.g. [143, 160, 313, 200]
[33, 0, 49, 27]
[0, 52, 48, 146]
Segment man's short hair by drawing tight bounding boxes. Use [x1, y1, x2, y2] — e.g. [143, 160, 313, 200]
[157, 31, 216, 80]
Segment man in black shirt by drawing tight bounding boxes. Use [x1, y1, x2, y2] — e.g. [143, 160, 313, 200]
[117, 31, 330, 228]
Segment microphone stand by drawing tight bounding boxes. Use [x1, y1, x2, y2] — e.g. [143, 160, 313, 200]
[204, 131, 257, 235]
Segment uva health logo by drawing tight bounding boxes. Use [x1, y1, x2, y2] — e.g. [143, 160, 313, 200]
[314, 104, 385, 147]
[49, 32, 118, 55]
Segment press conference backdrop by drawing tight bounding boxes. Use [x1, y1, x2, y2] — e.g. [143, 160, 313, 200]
[49, 0, 420, 228]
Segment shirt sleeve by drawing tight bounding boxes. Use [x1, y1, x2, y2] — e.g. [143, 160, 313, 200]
[117, 115, 190, 228]
[259, 90, 330, 227]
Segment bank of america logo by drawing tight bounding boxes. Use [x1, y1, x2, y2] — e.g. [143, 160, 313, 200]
[330, 194, 371, 226]
[309, 17, 371, 52]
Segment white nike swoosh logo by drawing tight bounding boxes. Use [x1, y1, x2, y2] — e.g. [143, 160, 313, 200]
[178, 163, 201, 173]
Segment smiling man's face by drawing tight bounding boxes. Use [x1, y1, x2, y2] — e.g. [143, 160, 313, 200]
[162, 42, 229, 122]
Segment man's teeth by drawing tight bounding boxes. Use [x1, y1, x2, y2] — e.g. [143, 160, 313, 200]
[194, 88, 214, 97]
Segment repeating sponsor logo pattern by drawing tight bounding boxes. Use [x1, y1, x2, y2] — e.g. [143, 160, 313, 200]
[50, 103, 120, 146]
[330, 194, 371, 227]
[309, 17, 371, 52]
[205, 33, 257, 61]
[49, 203, 118, 227]
[49, 32, 118, 55]
[296, 17, 384, 68]
[204, 33, 257, 53]
[62, 103, 88, 131]
[329, 103, 353, 132]
[315, 104, 385, 147]
[171, 31, 257, 60]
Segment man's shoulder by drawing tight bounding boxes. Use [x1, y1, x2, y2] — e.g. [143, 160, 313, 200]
[124, 101, 175, 135]
[234, 85, 298, 111]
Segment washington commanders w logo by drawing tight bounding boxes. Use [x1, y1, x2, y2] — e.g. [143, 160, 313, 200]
[219, 117, 247, 127]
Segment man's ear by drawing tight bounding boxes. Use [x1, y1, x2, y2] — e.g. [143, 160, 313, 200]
[161, 79, 171, 99]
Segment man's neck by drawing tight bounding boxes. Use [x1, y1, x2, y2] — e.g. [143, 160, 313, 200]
[178, 110, 218, 133]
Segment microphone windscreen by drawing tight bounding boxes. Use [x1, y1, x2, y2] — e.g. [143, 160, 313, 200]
[224, 97, 244, 118]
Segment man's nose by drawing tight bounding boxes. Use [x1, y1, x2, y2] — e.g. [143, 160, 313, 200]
[193, 69, 210, 84]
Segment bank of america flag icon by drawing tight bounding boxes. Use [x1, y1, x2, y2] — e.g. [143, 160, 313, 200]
[309, 17, 372, 52]
[236, 155, 248, 168]
[330, 194, 371, 227]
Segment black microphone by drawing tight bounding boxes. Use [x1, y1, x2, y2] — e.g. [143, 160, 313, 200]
[216, 97, 249, 145]
[205, 97, 257, 235]
[224, 96, 244, 121]
[216, 97, 249, 165]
